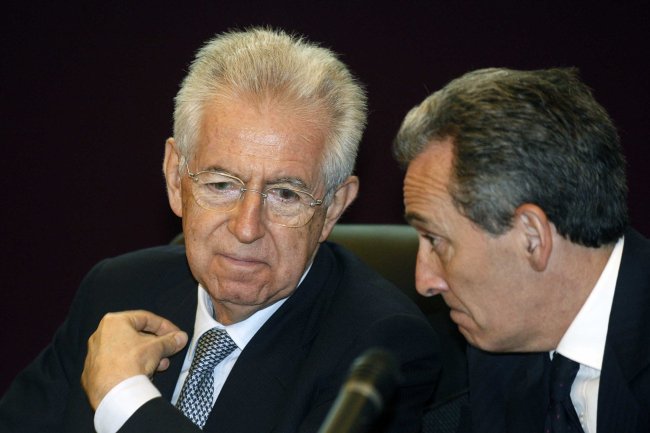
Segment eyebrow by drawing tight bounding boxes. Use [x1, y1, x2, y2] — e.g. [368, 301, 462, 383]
[202, 165, 239, 177]
[267, 176, 309, 191]
[202, 166, 309, 191]
[405, 211, 447, 236]
[404, 211, 429, 225]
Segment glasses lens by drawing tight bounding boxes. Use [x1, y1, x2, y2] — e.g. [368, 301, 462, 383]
[265, 187, 316, 227]
[191, 172, 242, 211]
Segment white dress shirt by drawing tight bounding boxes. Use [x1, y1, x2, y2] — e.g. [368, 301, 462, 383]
[94, 264, 312, 433]
[552, 236, 624, 433]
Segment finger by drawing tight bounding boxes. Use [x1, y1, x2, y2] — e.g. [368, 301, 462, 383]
[157, 358, 170, 372]
[126, 310, 181, 336]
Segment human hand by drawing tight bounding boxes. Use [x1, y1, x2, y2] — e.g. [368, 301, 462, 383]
[81, 310, 188, 410]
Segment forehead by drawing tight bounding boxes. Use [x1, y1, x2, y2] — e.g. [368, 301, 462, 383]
[194, 98, 328, 180]
[403, 139, 458, 229]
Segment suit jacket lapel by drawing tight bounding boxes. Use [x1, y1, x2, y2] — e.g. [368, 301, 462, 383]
[467, 346, 549, 433]
[203, 329, 309, 433]
[203, 243, 342, 433]
[503, 353, 549, 433]
[598, 228, 650, 432]
[598, 345, 639, 432]
[151, 274, 198, 400]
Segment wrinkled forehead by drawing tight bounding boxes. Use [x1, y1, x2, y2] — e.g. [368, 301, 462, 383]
[406, 139, 455, 185]
[403, 140, 457, 221]
[207, 98, 327, 148]
[193, 99, 330, 187]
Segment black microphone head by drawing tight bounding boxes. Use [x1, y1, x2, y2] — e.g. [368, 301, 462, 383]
[316, 348, 400, 433]
[346, 348, 399, 406]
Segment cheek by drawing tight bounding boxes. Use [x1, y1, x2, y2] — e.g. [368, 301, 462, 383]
[277, 230, 309, 259]
[183, 215, 209, 243]
[445, 255, 495, 314]
[309, 209, 327, 237]
[272, 225, 321, 271]
[183, 225, 211, 266]
[182, 211, 229, 259]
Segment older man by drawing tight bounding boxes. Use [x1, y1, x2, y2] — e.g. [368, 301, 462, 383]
[394, 69, 649, 432]
[0, 29, 439, 432]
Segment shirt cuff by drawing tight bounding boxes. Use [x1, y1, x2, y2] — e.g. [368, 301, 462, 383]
[94, 375, 162, 433]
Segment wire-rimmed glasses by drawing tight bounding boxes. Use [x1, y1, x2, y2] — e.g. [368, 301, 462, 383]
[185, 161, 324, 228]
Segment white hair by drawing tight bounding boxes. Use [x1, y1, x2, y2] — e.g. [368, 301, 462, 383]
[173, 27, 367, 202]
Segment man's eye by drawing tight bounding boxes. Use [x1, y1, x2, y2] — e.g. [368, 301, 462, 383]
[424, 234, 441, 249]
[206, 182, 236, 191]
[271, 188, 300, 201]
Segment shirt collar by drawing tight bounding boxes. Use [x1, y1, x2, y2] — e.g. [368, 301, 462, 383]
[556, 236, 625, 370]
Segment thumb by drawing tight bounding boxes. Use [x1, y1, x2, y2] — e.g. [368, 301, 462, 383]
[159, 330, 189, 358]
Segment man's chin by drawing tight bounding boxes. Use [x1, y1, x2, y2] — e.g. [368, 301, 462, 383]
[458, 329, 497, 352]
[454, 324, 476, 346]
[460, 330, 519, 353]
[208, 259, 270, 290]
[448, 311, 486, 349]
[449, 309, 476, 331]
[205, 285, 271, 324]
[207, 281, 269, 306]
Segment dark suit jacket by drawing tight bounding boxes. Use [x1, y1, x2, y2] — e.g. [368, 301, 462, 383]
[457, 228, 650, 433]
[0, 241, 440, 433]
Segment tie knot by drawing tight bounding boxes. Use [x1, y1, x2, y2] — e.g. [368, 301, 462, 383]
[548, 353, 579, 403]
[190, 328, 238, 374]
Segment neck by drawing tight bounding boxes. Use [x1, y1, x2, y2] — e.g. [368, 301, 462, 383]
[538, 240, 615, 350]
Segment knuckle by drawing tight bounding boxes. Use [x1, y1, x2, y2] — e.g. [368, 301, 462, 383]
[101, 312, 119, 324]
[87, 332, 97, 346]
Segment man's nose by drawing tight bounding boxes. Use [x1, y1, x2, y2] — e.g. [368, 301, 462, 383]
[415, 243, 450, 297]
[228, 190, 266, 243]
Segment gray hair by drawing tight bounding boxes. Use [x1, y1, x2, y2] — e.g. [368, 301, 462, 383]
[173, 28, 367, 202]
[394, 68, 627, 247]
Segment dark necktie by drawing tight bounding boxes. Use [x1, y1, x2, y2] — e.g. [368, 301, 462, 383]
[175, 328, 238, 429]
[544, 353, 584, 433]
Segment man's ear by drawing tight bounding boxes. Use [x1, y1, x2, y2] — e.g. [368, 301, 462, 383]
[513, 204, 553, 272]
[163, 137, 183, 218]
[318, 176, 359, 242]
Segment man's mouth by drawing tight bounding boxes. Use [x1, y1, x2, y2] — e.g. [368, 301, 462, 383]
[220, 253, 265, 266]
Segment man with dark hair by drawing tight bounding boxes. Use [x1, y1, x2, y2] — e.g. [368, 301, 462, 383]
[394, 68, 649, 432]
[0, 28, 439, 433]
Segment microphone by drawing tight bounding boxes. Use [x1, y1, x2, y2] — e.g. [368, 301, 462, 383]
[317, 348, 399, 433]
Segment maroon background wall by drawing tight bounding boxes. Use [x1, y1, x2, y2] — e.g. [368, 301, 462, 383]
[2, 2, 648, 394]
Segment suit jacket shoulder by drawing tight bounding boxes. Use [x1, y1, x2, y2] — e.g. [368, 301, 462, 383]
[0, 245, 196, 433]
[598, 228, 650, 432]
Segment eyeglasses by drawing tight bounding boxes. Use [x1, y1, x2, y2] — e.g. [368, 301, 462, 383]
[185, 161, 324, 228]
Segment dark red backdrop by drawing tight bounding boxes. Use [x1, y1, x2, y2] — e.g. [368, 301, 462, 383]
[2, 1, 648, 394]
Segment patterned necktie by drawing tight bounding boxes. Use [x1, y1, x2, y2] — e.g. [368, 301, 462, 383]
[175, 328, 238, 429]
[544, 353, 584, 433]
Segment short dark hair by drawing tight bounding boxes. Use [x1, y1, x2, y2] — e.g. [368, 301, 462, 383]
[393, 68, 627, 247]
